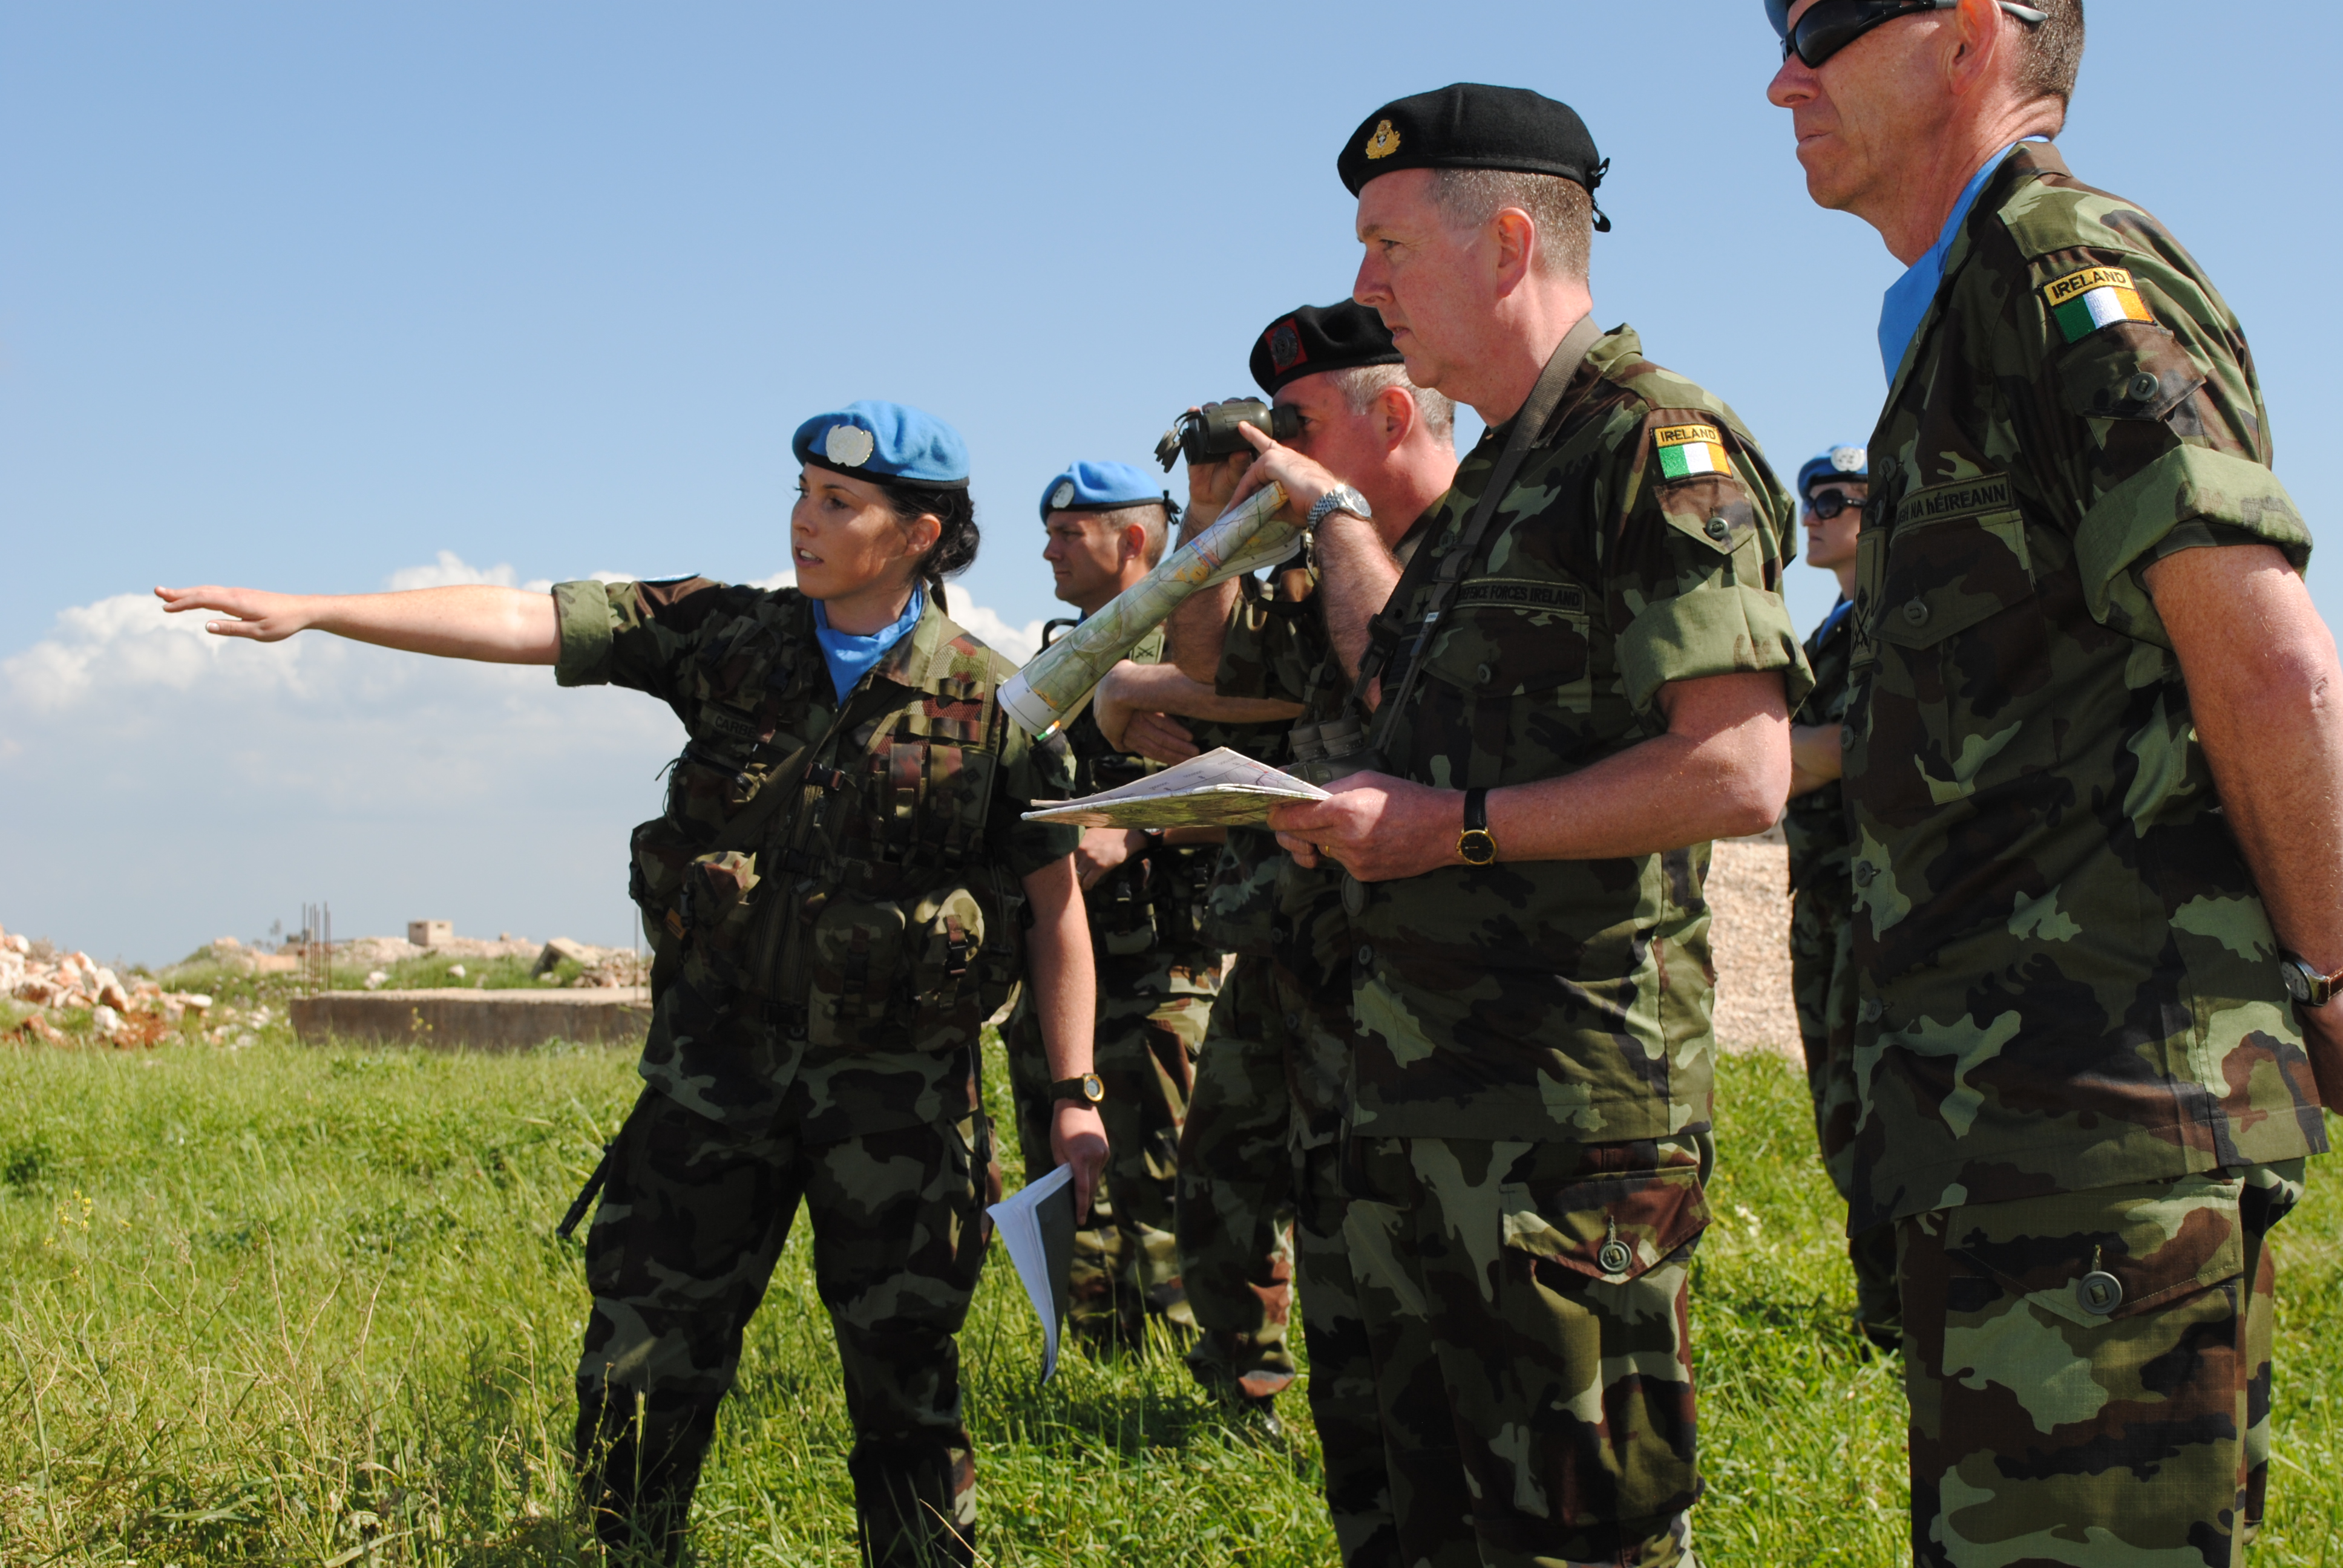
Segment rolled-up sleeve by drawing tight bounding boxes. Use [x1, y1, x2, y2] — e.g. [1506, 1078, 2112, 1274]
[552, 580, 620, 688]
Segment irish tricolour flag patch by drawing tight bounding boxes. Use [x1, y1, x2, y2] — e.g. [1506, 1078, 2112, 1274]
[1654, 422, 1729, 480]
[2043, 265, 2156, 344]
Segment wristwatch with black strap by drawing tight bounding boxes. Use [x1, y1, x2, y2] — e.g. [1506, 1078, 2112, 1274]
[2279, 952, 2343, 1008]
[1458, 787, 1498, 866]
[1049, 1072, 1106, 1107]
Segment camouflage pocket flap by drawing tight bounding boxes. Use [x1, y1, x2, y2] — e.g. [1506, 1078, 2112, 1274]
[1498, 1166, 1710, 1284]
[1656, 476, 1761, 558]
[1875, 509, 2036, 652]
[2056, 321, 2204, 423]
[1945, 1174, 2246, 1330]
[1423, 600, 1593, 696]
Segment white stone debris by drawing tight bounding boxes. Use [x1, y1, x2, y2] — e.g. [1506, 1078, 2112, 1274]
[2, 923, 211, 1039]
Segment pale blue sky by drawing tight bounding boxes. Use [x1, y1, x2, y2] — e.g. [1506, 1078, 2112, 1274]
[5, 2, 2339, 962]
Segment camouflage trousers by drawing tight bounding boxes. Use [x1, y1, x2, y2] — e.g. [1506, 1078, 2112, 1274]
[1178, 952, 1398, 1567]
[1899, 1160, 2306, 1568]
[575, 1086, 997, 1567]
[1177, 953, 1299, 1397]
[1343, 1134, 1711, 1568]
[1789, 880, 1899, 1348]
[1006, 954, 1216, 1350]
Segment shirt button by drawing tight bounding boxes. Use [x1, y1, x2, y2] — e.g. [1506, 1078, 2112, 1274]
[1853, 862, 1877, 886]
[1285, 1013, 1302, 1031]
[1902, 600, 1931, 627]
[2126, 371, 2161, 402]
[1840, 726, 1855, 750]
[1476, 662, 1494, 684]
[1355, 944, 1375, 969]
[1705, 517, 1731, 541]
[1859, 996, 1884, 1024]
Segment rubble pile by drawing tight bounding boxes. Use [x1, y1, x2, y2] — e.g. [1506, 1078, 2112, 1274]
[2, 924, 212, 1045]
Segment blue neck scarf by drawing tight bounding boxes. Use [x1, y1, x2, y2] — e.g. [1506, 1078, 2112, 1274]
[1876, 144, 2019, 384]
[811, 584, 924, 705]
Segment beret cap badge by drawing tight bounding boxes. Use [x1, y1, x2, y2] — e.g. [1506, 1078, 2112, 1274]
[1365, 119, 1401, 160]
[1050, 480, 1076, 509]
[1267, 321, 1306, 374]
[824, 424, 876, 468]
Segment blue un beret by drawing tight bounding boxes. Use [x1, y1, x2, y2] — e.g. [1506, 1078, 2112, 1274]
[1038, 460, 1167, 521]
[792, 400, 969, 489]
[1797, 445, 1869, 497]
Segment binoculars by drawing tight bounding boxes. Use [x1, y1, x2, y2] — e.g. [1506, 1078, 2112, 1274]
[1155, 399, 1303, 472]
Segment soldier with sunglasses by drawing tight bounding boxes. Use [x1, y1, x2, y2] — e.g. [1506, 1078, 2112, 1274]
[1769, 2, 2339, 1562]
[1783, 446, 1902, 1356]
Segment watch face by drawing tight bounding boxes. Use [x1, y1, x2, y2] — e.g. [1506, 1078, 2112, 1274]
[2282, 961, 2312, 1002]
[1460, 830, 1496, 866]
[1082, 1072, 1104, 1103]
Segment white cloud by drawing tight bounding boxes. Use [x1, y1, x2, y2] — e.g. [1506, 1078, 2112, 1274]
[0, 561, 1040, 962]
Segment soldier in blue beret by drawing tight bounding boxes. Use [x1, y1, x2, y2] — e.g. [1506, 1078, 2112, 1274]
[998, 458, 1222, 1354]
[159, 399, 1107, 1566]
[1778, 445, 1901, 1353]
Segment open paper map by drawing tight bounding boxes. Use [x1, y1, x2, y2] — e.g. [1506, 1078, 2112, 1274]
[1021, 747, 1328, 831]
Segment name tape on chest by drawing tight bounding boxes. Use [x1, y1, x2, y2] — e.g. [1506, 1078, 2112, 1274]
[1452, 578, 1589, 613]
[1893, 474, 2015, 529]
[2042, 265, 2156, 344]
[1652, 422, 1729, 481]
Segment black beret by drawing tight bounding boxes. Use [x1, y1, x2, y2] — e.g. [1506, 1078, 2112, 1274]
[1249, 301, 1404, 397]
[1336, 83, 1610, 224]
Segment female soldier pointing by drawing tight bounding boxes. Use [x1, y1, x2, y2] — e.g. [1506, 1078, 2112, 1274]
[157, 400, 1106, 1567]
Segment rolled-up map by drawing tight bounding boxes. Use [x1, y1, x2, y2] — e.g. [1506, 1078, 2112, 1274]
[1000, 483, 1294, 737]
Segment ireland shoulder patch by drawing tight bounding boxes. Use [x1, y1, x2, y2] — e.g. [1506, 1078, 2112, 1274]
[1653, 422, 1729, 481]
[2042, 265, 2156, 344]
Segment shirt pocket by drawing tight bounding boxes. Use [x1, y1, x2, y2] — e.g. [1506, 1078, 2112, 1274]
[1412, 584, 1597, 790]
[801, 888, 909, 1048]
[1871, 510, 2050, 806]
[1498, 1163, 1711, 1287]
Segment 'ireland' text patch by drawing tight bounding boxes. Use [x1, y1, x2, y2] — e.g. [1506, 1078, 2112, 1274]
[1653, 422, 1729, 480]
[2043, 266, 2155, 343]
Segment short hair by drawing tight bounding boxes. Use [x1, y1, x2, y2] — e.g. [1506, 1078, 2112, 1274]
[1429, 167, 1591, 280]
[2014, 0, 2084, 109]
[1124, 503, 1170, 569]
[1329, 363, 1457, 445]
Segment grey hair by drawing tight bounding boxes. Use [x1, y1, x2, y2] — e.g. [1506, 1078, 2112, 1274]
[1329, 363, 1457, 445]
[1428, 167, 1591, 280]
[2015, 0, 2084, 111]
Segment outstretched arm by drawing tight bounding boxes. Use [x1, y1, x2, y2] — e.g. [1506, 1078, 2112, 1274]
[1021, 855, 1109, 1220]
[154, 584, 560, 664]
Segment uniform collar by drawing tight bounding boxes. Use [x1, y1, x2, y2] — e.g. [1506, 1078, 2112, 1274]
[1879, 142, 2066, 397]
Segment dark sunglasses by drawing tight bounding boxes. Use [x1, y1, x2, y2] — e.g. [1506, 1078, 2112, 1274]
[1805, 487, 1863, 519]
[1775, 0, 2046, 70]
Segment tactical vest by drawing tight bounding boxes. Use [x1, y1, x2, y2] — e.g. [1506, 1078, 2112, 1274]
[626, 598, 1027, 1052]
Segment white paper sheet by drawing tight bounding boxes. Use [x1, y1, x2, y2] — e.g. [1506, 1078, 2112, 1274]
[1019, 746, 1329, 830]
[984, 1161, 1075, 1382]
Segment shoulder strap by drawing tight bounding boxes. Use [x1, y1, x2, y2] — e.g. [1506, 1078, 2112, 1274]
[1353, 312, 1607, 736]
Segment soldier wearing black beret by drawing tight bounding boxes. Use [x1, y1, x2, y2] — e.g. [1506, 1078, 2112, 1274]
[1106, 295, 1457, 1564]
[1233, 84, 1809, 1567]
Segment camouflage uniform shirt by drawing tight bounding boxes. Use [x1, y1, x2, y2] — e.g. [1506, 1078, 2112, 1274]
[1842, 144, 2328, 1228]
[1784, 599, 1853, 900]
[1351, 325, 1808, 1142]
[554, 579, 1076, 1139]
[1055, 626, 1215, 969]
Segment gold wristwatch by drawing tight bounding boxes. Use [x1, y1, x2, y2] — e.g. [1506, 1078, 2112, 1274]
[1050, 1072, 1106, 1106]
[1458, 788, 1497, 866]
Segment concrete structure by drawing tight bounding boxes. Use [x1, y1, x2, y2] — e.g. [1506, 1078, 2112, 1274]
[291, 987, 649, 1051]
[407, 920, 454, 948]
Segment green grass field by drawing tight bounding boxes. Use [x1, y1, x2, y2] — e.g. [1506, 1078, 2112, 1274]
[0, 1016, 2335, 1566]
